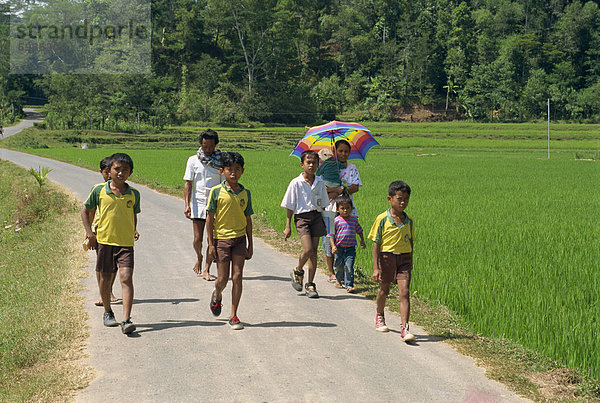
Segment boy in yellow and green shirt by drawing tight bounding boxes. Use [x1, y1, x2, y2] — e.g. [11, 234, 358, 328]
[88, 156, 119, 307]
[82, 153, 140, 335]
[206, 151, 253, 330]
[368, 180, 416, 342]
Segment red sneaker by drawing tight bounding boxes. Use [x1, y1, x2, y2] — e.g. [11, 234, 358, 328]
[229, 316, 244, 330]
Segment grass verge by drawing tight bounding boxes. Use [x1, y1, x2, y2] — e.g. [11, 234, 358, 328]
[0, 160, 93, 401]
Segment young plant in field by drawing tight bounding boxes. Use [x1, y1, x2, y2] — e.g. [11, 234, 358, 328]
[29, 166, 52, 187]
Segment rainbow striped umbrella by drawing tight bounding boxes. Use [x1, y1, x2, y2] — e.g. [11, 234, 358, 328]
[290, 121, 378, 160]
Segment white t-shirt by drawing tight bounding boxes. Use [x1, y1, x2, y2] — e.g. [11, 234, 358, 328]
[281, 173, 328, 214]
[183, 155, 224, 219]
[325, 162, 362, 216]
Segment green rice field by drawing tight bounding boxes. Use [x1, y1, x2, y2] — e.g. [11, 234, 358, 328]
[4, 123, 600, 381]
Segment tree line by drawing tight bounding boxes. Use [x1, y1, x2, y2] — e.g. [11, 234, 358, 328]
[2, 0, 600, 128]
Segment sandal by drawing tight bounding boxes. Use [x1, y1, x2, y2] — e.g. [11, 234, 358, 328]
[327, 276, 337, 283]
[334, 281, 345, 289]
[346, 287, 355, 293]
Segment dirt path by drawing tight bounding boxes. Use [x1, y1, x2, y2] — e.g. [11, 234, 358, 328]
[0, 113, 526, 402]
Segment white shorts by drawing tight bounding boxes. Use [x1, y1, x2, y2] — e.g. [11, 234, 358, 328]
[190, 200, 208, 219]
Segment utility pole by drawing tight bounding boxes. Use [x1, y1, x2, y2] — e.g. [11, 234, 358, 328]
[547, 99, 550, 159]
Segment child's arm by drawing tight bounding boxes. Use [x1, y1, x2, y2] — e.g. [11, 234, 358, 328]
[326, 185, 344, 199]
[81, 206, 97, 250]
[283, 209, 293, 240]
[87, 209, 95, 226]
[372, 242, 382, 283]
[246, 216, 253, 260]
[134, 214, 139, 241]
[358, 232, 366, 249]
[206, 211, 216, 260]
[356, 221, 366, 248]
[329, 235, 337, 255]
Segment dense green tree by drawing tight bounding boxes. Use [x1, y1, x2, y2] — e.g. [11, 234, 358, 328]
[9, 0, 600, 125]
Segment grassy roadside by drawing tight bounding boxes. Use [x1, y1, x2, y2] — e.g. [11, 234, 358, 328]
[0, 160, 92, 401]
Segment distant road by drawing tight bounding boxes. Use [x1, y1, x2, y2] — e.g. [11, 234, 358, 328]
[0, 112, 527, 402]
[2, 108, 43, 138]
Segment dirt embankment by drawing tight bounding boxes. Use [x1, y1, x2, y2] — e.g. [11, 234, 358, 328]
[391, 105, 461, 122]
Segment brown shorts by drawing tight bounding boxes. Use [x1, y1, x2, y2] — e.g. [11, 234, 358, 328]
[214, 236, 247, 263]
[379, 252, 412, 283]
[96, 243, 134, 273]
[294, 210, 327, 238]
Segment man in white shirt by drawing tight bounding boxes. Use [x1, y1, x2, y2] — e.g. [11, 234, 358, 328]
[183, 129, 224, 280]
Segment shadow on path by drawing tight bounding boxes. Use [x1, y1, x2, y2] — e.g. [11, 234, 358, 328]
[133, 298, 200, 305]
[135, 320, 224, 334]
[317, 294, 363, 301]
[387, 330, 449, 344]
[245, 321, 337, 328]
[243, 275, 289, 282]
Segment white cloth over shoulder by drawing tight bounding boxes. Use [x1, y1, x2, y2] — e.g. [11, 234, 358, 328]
[281, 174, 328, 214]
[183, 155, 223, 219]
[325, 162, 362, 216]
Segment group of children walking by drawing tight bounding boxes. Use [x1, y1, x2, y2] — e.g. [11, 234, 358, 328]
[82, 130, 415, 342]
[282, 149, 415, 341]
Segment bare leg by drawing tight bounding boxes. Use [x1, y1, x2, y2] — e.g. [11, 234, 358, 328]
[119, 267, 134, 322]
[321, 216, 336, 279]
[99, 272, 116, 313]
[297, 235, 319, 283]
[376, 282, 391, 316]
[110, 274, 118, 301]
[96, 271, 118, 305]
[213, 261, 231, 303]
[326, 255, 335, 278]
[298, 235, 319, 281]
[229, 254, 246, 318]
[397, 278, 411, 328]
[203, 243, 216, 280]
[95, 272, 104, 305]
[192, 220, 204, 275]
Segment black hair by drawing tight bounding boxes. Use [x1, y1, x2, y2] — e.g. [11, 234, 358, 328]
[99, 156, 112, 171]
[109, 153, 134, 172]
[300, 150, 318, 163]
[335, 139, 351, 151]
[334, 194, 353, 208]
[199, 128, 219, 145]
[388, 180, 411, 196]
[221, 151, 244, 168]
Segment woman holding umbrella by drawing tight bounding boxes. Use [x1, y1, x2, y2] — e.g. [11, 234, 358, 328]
[322, 139, 363, 283]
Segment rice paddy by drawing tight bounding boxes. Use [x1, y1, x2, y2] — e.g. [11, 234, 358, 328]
[5, 123, 600, 380]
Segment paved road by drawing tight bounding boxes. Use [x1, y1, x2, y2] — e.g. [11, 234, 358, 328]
[1, 108, 43, 138]
[1, 113, 526, 402]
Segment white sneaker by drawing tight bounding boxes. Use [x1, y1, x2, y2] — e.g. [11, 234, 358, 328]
[375, 314, 389, 332]
[401, 324, 416, 342]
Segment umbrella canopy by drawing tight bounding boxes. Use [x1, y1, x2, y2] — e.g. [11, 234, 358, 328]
[290, 121, 379, 160]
